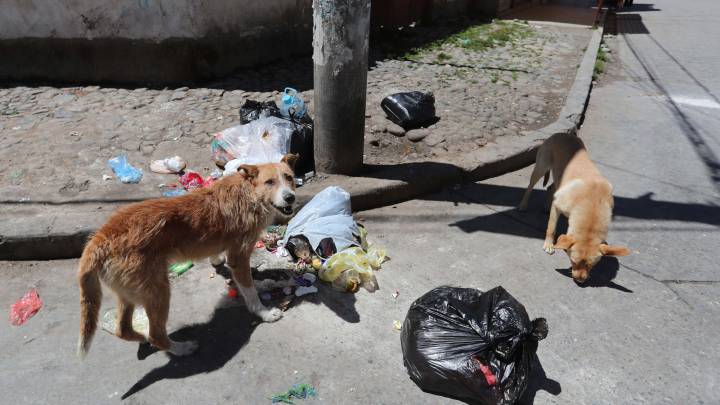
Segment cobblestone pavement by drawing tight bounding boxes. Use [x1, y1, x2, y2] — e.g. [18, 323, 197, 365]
[0, 20, 589, 202]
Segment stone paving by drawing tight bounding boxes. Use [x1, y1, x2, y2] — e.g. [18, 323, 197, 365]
[0, 20, 590, 203]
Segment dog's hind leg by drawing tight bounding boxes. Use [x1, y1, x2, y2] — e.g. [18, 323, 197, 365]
[519, 162, 550, 212]
[227, 249, 283, 323]
[115, 296, 146, 342]
[144, 276, 198, 356]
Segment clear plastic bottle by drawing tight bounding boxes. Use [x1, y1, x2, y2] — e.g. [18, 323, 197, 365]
[279, 87, 306, 119]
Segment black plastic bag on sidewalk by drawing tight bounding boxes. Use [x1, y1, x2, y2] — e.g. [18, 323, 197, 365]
[239, 100, 282, 124]
[401, 286, 548, 405]
[239, 100, 314, 175]
[381, 91, 436, 129]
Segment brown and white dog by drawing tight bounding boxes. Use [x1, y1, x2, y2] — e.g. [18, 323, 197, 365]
[77, 154, 298, 358]
[519, 134, 629, 283]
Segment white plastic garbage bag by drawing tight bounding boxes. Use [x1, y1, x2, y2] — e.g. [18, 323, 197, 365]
[211, 116, 294, 167]
[283, 186, 359, 254]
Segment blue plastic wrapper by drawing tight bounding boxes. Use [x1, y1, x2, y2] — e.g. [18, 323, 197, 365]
[162, 188, 187, 197]
[108, 155, 143, 183]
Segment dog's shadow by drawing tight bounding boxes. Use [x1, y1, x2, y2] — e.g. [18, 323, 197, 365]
[122, 301, 256, 399]
[554, 256, 633, 293]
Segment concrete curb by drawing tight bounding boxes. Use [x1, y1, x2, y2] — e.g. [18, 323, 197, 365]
[0, 19, 604, 261]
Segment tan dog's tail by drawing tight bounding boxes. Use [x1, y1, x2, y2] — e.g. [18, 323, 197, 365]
[542, 172, 550, 187]
[77, 237, 107, 359]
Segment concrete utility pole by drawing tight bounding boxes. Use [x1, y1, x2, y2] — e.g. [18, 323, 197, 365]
[312, 0, 371, 174]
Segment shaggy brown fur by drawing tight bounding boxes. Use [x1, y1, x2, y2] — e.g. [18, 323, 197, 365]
[78, 154, 297, 358]
[519, 134, 629, 283]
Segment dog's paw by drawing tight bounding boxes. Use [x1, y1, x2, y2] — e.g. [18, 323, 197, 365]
[170, 340, 198, 356]
[543, 242, 555, 255]
[259, 307, 283, 323]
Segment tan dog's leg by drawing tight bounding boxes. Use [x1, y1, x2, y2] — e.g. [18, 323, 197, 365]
[116, 296, 145, 342]
[543, 203, 560, 254]
[519, 145, 551, 211]
[545, 183, 556, 212]
[144, 276, 198, 356]
[227, 249, 283, 323]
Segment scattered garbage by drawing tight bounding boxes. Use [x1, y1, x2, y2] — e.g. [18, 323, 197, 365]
[101, 307, 149, 336]
[179, 171, 205, 190]
[381, 91, 436, 129]
[169, 260, 194, 276]
[150, 156, 187, 174]
[108, 154, 143, 183]
[283, 187, 359, 256]
[319, 246, 385, 293]
[210, 116, 294, 168]
[295, 285, 318, 297]
[279, 87, 307, 119]
[393, 320, 403, 331]
[286, 235, 314, 262]
[9, 288, 43, 326]
[400, 286, 548, 405]
[240, 100, 282, 124]
[271, 383, 317, 404]
[237, 97, 315, 176]
[392, 290, 400, 300]
[102, 174, 112, 181]
[162, 188, 187, 197]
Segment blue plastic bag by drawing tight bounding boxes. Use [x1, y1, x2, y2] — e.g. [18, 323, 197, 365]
[108, 155, 143, 183]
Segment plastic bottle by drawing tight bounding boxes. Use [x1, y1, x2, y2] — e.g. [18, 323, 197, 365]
[279, 87, 306, 119]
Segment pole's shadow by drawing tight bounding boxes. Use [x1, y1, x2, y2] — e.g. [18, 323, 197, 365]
[554, 256, 633, 293]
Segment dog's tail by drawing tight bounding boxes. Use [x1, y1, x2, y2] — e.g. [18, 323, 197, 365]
[542, 172, 550, 187]
[77, 237, 107, 359]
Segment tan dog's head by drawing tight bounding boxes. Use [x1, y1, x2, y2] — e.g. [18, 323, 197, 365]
[236, 154, 298, 217]
[554, 234, 630, 283]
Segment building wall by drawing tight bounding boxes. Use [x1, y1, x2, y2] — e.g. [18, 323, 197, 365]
[0, 0, 313, 84]
[0, 0, 529, 84]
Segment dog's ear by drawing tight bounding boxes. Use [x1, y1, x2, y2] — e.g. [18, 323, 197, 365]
[599, 244, 631, 256]
[281, 153, 299, 170]
[238, 164, 259, 179]
[554, 234, 575, 250]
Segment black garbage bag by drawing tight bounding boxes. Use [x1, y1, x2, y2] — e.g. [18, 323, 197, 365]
[381, 91, 436, 129]
[401, 286, 548, 405]
[239, 100, 282, 124]
[239, 100, 314, 175]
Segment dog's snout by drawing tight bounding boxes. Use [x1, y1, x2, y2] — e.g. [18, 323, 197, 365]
[283, 192, 296, 204]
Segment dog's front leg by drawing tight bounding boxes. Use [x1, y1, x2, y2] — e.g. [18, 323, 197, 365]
[226, 249, 283, 323]
[543, 203, 560, 254]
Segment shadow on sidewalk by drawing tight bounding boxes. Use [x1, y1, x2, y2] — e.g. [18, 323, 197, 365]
[555, 256, 633, 293]
[121, 283, 360, 399]
[122, 303, 256, 399]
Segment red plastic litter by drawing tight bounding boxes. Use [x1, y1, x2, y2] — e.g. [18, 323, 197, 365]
[9, 288, 43, 326]
[203, 176, 217, 188]
[478, 362, 497, 386]
[255, 240, 265, 249]
[179, 171, 204, 190]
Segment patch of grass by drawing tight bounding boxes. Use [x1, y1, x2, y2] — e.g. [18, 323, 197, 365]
[511, 71, 518, 81]
[490, 72, 499, 83]
[593, 46, 608, 79]
[436, 52, 452, 62]
[399, 20, 534, 61]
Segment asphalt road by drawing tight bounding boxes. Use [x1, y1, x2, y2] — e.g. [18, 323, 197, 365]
[1, 1, 719, 404]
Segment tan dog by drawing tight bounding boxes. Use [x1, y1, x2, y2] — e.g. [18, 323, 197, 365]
[519, 134, 629, 283]
[77, 154, 298, 358]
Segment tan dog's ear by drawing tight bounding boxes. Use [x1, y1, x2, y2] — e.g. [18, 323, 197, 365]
[238, 164, 259, 179]
[554, 234, 575, 250]
[599, 244, 631, 256]
[281, 153, 299, 170]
